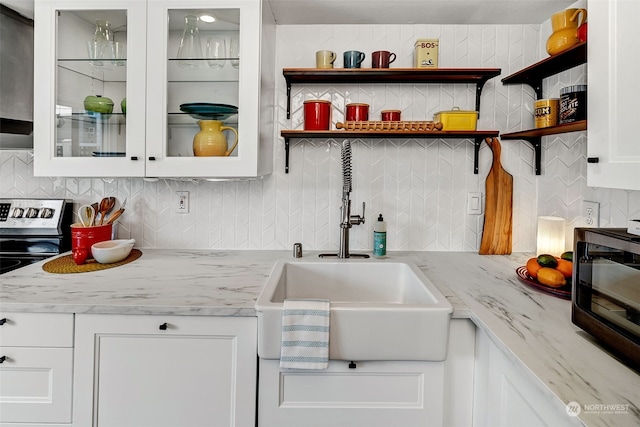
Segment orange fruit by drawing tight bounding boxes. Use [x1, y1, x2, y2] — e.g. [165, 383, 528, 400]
[537, 267, 567, 287]
[555, 258, 573, 279]
[526, 257, 542, 279]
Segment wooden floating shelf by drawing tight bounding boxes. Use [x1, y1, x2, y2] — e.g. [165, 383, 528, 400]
[501, 42, 586, 99]
[282, 67, 501, 119]
[280, 129, 500, 174]
[501, 120, 587, 175]
[500, 121, 587, 139]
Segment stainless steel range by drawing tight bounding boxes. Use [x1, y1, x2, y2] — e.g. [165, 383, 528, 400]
[0, 198, 73, 274]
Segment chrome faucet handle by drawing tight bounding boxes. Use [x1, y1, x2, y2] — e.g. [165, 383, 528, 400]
[350, 201, 366, 225]
[293, 243, 303, 258]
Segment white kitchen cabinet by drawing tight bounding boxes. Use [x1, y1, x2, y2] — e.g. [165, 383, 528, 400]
[258, 318, 476, 427]
[33, 0, 275, 179]
[587, 0, 640, 191]
[0, 313, 74, 425]
[472, 328, 582, 427]
[72, 314, 257, 427]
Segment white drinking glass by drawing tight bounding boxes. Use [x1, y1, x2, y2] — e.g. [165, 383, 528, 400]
[230, 37, 240, 69]
[206, 37, 226, 69]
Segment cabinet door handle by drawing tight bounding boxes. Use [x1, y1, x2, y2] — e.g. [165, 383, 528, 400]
[0, 356, 6, 363]
[131, 156, 139, 161]
[0, 318, 6, 325]
[159, 322, 168, 330]
[149, 156, 156, 161]
[348, 361, 356, 369]
[587, 157, 600, 163]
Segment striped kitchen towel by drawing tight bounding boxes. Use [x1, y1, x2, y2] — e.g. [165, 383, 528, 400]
[280, 299, 330, 370]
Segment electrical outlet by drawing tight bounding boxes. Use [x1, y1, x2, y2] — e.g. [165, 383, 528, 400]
[583, 200, 600, 227]
[176, 191, 189, 214]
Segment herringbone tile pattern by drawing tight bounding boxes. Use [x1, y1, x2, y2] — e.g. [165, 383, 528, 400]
[1, 24, 638, 250]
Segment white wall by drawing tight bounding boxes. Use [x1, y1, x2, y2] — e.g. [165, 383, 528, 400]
[2, 22, 639, 252]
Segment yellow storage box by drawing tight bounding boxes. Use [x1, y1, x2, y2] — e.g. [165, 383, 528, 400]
[433, 107, 478, 130]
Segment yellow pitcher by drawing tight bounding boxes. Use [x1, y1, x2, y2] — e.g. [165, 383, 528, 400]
[546, 8, 587, 56]
[193, 120, 238, 157]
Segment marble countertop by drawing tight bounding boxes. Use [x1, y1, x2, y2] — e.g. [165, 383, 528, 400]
[1, 249, 639, 426]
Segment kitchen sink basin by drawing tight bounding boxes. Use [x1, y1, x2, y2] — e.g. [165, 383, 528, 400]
[256, 259, 453, 361]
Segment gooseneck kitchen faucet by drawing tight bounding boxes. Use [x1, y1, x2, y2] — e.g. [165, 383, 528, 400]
[319, 140, 369, 259]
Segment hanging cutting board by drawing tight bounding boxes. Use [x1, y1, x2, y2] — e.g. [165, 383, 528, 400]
[479, 137, 513, 255]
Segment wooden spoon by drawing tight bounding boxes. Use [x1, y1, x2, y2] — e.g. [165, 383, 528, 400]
[105, 207, 125, 225]
[98, 197, 116, 225]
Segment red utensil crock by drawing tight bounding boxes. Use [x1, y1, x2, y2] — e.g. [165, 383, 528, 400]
[71, 223, 113, 265]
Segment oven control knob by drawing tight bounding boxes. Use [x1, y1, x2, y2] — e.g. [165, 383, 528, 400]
[40, 208, 54, 218]
[11, 207, 24, 218]
[26, 208, 39, 218]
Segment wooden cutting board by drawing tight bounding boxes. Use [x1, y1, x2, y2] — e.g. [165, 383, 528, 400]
[479, 137, 513, 255]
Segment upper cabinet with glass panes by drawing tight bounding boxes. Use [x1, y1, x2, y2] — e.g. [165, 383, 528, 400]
[34, 0, 274, 179]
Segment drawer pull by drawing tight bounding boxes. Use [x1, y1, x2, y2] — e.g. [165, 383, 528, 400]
[0, 318, 6, 325]
[348, 361, 356, 369]
[0, 356, 6, 363]
[159, 322, 168, 330]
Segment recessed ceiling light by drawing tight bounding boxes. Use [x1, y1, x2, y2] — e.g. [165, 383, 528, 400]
[199, 13, 216, 23]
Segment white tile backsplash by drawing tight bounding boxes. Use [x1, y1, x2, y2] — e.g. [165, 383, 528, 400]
[2, 23, 639, 252]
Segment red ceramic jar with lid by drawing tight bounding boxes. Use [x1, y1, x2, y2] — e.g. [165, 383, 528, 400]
[345, 103, 369, 121]
[304, 100, 332, 130]
[381, 110, 401, 121]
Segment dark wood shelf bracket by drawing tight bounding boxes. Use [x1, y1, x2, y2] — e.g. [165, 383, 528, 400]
[286, 82, 292, 119]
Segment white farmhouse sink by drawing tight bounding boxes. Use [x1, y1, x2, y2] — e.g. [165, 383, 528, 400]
[256, 259, 453, 361]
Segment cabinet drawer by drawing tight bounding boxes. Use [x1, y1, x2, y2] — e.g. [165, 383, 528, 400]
[259, 358, 445, 427]
[0, 313, 73, 347]
[0, 347, 73, 424]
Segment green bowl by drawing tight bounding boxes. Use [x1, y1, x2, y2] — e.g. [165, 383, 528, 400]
[84, 95, 114, 114]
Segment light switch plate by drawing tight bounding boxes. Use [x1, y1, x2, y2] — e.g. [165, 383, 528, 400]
[628, 220, 640, 236]
[467, 192, 482, 215]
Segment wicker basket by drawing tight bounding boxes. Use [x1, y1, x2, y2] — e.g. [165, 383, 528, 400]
[336, 121, 443, 131]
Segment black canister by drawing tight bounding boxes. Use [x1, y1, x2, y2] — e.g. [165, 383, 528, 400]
[559, 85, 587, 124]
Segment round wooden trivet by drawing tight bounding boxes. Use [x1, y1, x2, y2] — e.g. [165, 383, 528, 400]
[42, 249, 142, 274]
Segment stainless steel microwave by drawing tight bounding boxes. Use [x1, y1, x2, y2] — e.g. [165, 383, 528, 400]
[573, 228, 640, 370]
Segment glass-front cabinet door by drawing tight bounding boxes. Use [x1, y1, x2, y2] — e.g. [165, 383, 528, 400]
[34, 0, 147, 177]
[34, 0, 274, 178]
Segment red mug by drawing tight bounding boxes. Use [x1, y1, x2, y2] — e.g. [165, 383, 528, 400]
[372, 50, 396, 68]
[381, 110, 401, 121]
[304, 100, 331, 130]
[345, 103, 369, 121]
[71, 223, 113, 265]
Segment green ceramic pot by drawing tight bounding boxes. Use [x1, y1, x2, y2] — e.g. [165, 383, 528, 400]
[84, 95, 114, 114]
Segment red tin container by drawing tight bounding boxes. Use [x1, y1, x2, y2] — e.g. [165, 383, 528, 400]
[304, 100, 332, 130]
[345, 103, 369, 121]
[381, 110, 401, 121]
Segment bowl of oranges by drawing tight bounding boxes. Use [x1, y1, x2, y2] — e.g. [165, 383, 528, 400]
[516, 252, 573, 299]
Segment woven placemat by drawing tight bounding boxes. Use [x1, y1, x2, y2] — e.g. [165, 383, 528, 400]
[43, 249, 143, 274]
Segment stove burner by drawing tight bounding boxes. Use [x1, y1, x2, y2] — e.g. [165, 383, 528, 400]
[0, 258, 23, 274]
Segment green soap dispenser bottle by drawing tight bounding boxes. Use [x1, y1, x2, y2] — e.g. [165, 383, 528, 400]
[373, 214, 387, 258]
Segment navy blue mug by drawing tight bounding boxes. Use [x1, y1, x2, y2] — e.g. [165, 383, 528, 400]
[343, 50, 365, 68]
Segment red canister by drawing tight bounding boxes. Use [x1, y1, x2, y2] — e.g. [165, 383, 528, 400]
[381, 110, 401, 121]
[304, 100, 332, 130]
[345, 103, 369, 121]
